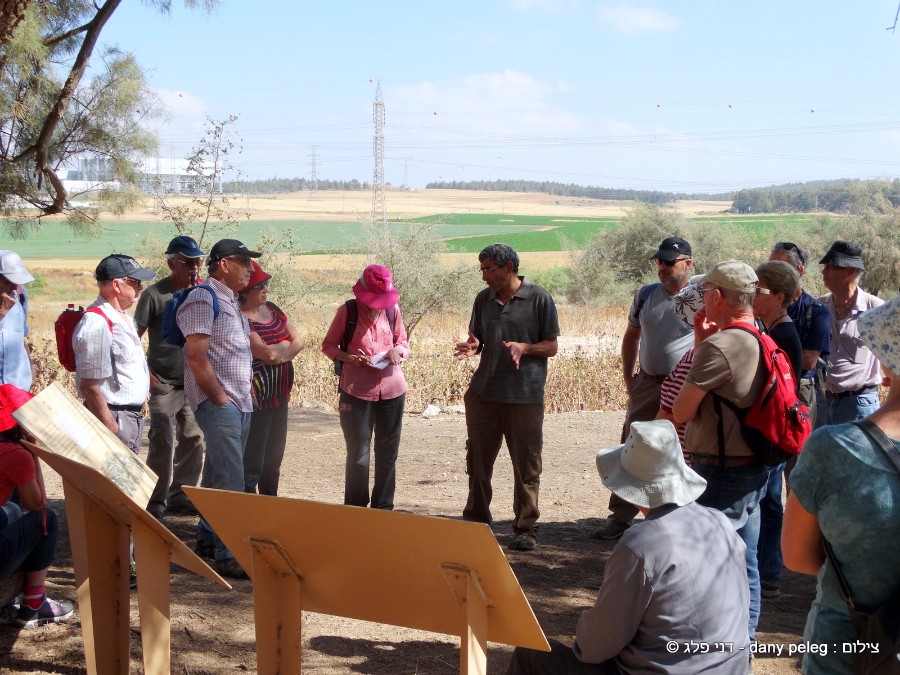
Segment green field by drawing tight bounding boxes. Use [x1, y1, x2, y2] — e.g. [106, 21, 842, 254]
[0, 212, 822, 259]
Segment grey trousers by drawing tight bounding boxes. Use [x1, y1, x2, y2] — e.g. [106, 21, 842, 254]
[146, 383, 204, 512]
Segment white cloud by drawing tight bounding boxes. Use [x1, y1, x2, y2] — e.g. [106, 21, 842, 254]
[155, 88, 207, 119]
[597, 4, 680, 34]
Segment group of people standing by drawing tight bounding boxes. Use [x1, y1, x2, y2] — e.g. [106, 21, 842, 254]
[2, 232, 898, 675]
[512, 236, 898, 674]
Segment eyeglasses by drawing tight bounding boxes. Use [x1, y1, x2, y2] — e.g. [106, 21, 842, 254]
[697, 284, 715, 298]
[252, 280, 269, 291]
[656, 257, 690, 267]
[227, 255, 253, 269]
[479, 265, 501, 274]
[122, 277, 143, 290]
[173, 256, 204, 268]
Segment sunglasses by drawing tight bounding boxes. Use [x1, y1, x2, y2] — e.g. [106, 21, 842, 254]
[122, 277, 143, 290]
[251, 280, 269, 291]
[697, 284, 716, 298]
[227, 255, 253, 269]
[657, 257, 690, 267]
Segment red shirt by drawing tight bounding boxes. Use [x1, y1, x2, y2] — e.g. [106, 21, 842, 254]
[0, 441, 36, 504]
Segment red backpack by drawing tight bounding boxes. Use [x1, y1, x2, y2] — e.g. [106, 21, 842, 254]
[54, 305, 113, 372]
[713, 322, 812, 466]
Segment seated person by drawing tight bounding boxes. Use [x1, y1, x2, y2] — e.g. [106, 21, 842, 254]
[0, 384, 74, 628]
[507, 420, 750, 674]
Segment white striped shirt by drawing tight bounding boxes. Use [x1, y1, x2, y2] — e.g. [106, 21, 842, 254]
[73, 297, 150, 406]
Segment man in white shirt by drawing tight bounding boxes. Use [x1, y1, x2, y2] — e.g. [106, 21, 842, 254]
[73, 254, 157, 453]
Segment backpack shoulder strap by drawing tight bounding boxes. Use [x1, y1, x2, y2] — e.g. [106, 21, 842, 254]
[193, 283, 220, 318]
[854, 419, 900, 473]
[85, 306, 114, 331]
[386, 305, 397, 346]
[634, 282, 661, 321]
[340, 299, 358, 351]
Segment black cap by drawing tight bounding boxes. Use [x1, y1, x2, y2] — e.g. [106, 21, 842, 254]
[95, 254, 157, 282]
[165, 235, 205, 257]
[651, 236, 692, 262]
[208, 239, 261, 264]
[819, 240, 865, 270]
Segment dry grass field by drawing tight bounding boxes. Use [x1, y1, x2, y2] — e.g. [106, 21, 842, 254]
[119, 189, 733, 223]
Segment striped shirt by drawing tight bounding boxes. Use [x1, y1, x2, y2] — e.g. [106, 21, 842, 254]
[176, 277, 253, 413]
[659, 347, 694, 462]
[73, 297, 150, 406]
[248, 302, 294, 410]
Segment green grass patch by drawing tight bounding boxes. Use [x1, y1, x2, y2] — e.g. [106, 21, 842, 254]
[1, 212, 827, 258]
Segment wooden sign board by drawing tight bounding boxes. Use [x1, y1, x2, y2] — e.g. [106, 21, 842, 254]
[24, 442, 229, 675]
[186, 487, 549, 674]
[14, 381, 156, 506]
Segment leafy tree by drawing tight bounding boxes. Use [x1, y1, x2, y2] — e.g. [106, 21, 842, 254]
[0, 0, 214, 238]
[567, 203, 690, 305]
[151, 115, 248, 249]
[363, 220, 481, 337]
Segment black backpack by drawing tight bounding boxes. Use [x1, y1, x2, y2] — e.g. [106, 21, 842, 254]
[333, 299, 397, 376]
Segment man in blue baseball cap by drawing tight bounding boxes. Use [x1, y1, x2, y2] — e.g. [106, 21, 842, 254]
[134, 236, 207, 520]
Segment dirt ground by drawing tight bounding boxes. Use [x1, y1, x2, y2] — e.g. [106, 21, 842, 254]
[0, 406, 814, 674]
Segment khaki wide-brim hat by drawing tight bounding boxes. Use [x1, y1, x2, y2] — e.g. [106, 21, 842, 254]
[596, 420, 707, 509]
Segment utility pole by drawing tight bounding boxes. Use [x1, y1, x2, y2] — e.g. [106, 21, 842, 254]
[308, 145, 319, 201]
[370, 81, 387, 228]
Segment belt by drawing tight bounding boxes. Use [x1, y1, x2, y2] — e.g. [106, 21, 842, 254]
[825, 385, 878, 400]
[640, 370, 667, 384]
[691, 453, 761, 468]
[108, 403, 143, 413]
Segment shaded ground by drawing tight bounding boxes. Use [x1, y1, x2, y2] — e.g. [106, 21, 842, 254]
[0, 408, 813, 673]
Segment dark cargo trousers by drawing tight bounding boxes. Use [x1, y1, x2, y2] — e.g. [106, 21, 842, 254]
[463, 389, 544, 536]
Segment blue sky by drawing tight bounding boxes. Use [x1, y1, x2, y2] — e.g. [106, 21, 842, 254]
[100, 1, 900, 193]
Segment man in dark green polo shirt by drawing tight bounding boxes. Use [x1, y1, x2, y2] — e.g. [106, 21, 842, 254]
[454, 243, 560, 551]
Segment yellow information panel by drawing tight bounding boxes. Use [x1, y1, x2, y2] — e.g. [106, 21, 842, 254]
[186, 487, 549, 674]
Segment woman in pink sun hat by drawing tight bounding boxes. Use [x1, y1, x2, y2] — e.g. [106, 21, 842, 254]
[322, 264, 409, 510]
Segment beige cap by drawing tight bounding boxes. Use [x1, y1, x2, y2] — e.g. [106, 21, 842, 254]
[704, 259, 757, 293]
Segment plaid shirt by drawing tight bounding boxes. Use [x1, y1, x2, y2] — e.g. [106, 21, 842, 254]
[176, 277, 253, 412]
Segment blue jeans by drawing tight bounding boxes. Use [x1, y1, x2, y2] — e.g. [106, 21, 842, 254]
[820, 390, 879, 427]
[693, 462, 767, 641]
[194, 399, 251, 561]
[757, 463, 786, 585]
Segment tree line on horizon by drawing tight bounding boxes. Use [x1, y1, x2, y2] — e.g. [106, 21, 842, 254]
[217, 175, 900, 217]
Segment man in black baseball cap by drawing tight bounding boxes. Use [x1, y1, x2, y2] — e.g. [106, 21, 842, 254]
[206, 239, 261, 266]
[75, 254, 156, 453]
[95, 254, 157, 283]
[651, 236, 692, 263]
[593, 235, 694, 541]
